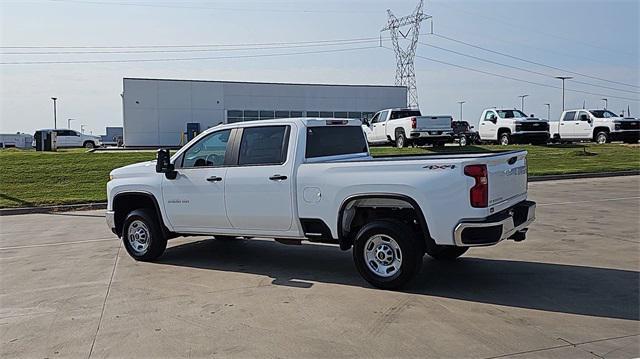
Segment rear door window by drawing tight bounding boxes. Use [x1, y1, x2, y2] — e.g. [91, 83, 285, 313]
[238, 126, 289, 166]
[562, 111, 576, 121]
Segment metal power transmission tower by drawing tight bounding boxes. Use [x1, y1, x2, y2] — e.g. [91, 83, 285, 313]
[382, 0, 431, 108]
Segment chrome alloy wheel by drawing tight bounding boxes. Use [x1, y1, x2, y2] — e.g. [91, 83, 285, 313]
[128, 220, 151, 255]
[363, 234, 402, 278]
[596, 133, 607, 144]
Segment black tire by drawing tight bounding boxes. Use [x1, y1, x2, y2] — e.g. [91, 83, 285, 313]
[83, 141, 95, 149]
[352, 219, 423, 290]
[122, 208, 167, 261]
[395, 131, 407, 149]
[595, 131, 609, 144]
[499, 132, 511, 145]
[424, 241, 468, 260]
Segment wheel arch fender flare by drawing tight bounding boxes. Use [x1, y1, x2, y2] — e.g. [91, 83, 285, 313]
[336, 193, 432, 251]
[112, 191, 173, 238]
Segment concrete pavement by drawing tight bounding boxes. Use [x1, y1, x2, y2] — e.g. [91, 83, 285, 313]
[1, 176, 638, 358]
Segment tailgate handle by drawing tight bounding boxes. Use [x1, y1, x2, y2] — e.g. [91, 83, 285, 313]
[508, 156, 518, 165]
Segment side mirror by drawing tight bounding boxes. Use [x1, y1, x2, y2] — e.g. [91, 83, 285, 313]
[156, 148, 177, 179]
[580, 114, 590, 122]
[530, 114, 535, 118]
[489, 115, 497, 123]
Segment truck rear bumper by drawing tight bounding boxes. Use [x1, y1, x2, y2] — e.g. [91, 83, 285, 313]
[409, 131, 452, 139]
[453, 200, 536, 247]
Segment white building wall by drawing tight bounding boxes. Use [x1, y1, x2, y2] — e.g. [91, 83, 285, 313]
[123, 78, 406, 147]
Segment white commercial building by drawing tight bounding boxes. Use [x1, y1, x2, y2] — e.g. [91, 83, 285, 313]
[122, 78, 407, 147]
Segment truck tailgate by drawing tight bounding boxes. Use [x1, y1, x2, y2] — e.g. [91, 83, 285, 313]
[415, 116, 452, 131]
[487, 152, 528, 207]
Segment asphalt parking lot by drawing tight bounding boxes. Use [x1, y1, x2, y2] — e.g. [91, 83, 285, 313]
[1, 176, 638, 358]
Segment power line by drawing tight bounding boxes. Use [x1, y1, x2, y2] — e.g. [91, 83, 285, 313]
[418, 41, 640, 95]
[0, 45, 379, 65]
[430, 33, 640, 89]
[0, 36, 381, 49]
[435, 2, 634, 56]
[1, 39, 380, 55]
[45, 0, 381, 14]
[399, 47, 639, 102]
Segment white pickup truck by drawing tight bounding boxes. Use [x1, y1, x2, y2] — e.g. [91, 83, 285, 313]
[362, 108, 453, 148]
[106, 118, 536, 289]
[478, 109, 550, 145]
[550, 109, 639, 144]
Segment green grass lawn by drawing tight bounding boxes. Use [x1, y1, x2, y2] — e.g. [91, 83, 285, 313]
[0, 144, 638, 208]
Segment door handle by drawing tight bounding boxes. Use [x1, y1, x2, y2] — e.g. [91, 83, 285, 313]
[382, 124, 385, 126]
[206, 176, 222, 182]
[269, 174, 288, 181]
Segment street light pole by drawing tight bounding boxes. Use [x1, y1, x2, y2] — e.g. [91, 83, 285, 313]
[555, 76, 572, 111]
[457, 101, 465, 122]
[67, 118, 75, 129]
[601, 98, 608, 109]
[544, 103, 551, 120]
[51, 97, 58, 129]
[518, 95, 529, 113]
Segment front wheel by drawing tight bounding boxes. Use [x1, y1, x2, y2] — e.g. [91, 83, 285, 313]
[83, 141, 95, 149]
[122, 209, 167, 261]
[595, 131, 609, 144]
[353, 220, 423, 289]
[499, 133, 511, 145]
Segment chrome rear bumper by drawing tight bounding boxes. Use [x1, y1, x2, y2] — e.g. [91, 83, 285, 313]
[453, 201, 536, 247]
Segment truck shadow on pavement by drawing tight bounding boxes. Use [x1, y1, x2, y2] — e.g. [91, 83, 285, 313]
[158, 238, 639, 321]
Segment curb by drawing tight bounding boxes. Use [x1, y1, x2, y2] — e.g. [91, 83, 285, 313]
[0, 203, 107, 216]
[528, 170, 639, 182]
[1, 171, 638, 216]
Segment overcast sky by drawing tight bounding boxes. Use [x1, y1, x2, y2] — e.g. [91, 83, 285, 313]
[1, 0, 638, 135]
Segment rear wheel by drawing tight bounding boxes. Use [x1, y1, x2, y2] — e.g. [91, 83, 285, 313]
[595, 131, 609, 144]
[458, 134, 468, 146]
[395, 132, 407, 149]
[122, 209, 167, 261]
[353, 219, 423, 289]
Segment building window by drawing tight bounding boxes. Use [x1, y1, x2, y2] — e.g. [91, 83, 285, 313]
[362, 112, 375, 121]
[290, 111, 303, 118]
[306, 111, 319, 117]
[275, 111, 290, 118]
[228, 110, 243, 123]
[244, 110, 259, 122]
[259, 110, 275, 120]
[334, 112, 348, 118]
[348, 112, 362, 119]
[320, 111, 333, 118]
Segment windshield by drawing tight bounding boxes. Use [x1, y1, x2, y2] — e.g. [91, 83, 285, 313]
[589, 110, 618, 118]
[497, 110, 527, 118]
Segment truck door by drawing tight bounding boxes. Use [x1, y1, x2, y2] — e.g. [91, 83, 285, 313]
[372, 110, 390, 142]
[575, 111, 593, 139]
[225, 125, 294, 231]
[479, 111, 498, 140]
[161, 129, 233, 231]
[560, 111, 578, 138]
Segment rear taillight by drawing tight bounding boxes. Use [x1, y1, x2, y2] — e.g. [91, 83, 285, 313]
[411, 117, 416, 129]
[464, 164, 488, 208]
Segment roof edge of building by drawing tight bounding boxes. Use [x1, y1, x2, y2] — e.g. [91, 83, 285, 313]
[123, 77, 406, 89]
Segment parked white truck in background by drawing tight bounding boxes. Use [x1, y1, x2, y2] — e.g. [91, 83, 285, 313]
[106, 118, 536, 289]
[362, 108, 453, 148]
[549, 109, 639, 144]
[33, 129, 103, 148]
[478, 109, 550, 145]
